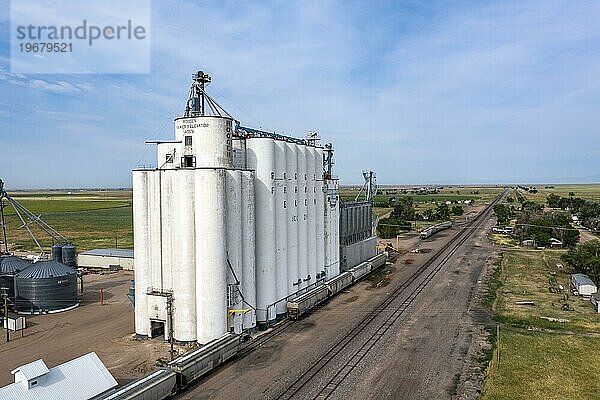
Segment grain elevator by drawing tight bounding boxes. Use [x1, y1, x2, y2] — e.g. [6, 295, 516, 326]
[133, 71, 351, 344]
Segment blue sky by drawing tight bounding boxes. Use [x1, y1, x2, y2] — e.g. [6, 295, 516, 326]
[1, 0, 599, 189]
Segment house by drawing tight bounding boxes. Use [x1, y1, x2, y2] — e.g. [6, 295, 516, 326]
[0, 352, 117, 400]
[571, 273, 598, 297]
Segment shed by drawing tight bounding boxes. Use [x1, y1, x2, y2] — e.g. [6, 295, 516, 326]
[4, 312, 26, 331]
[571, 273, 597, 297]
[0, 352, 117, 400]
[78, 248, 134, 271]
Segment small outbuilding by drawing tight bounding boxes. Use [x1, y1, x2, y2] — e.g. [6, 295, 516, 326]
[591, 292, 600, 313]
[78, 248, 134, 271]
[3, 312, 26, 331]
[0, 352, 117, 400]
[571, 273, 598, 297]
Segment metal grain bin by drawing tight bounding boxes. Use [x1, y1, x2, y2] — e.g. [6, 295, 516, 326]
[15, 261, 78, 313]
[0, 256, 30, 301]
[52, 244, 63, 263]
[61, 244, 77, 268]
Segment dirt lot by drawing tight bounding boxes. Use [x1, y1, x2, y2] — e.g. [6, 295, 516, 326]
[0, 271, 174, 386]
[177, 204, 495, 399]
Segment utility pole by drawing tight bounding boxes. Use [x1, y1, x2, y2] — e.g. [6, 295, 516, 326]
[2, 287, 9, 342]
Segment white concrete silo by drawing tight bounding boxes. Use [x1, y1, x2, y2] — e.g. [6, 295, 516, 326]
[194, 168, 228, 343]
[133, 170, 150, 337]
[246, 137, 277, 325]
[306, 146, 317, 285]
[285, 142, 299, 295]
[226, 169, 243, 333]
[175, 116, 233, 168]
[296, 144, 309, 290]
[241, 170, 257, 330]
[274, 140, 288, 318]
[172, 169, 196, 341]
[315, 147, 325, 280]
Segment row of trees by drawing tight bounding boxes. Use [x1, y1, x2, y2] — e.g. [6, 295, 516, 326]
[377, 197, 463, 239]
[547, 194, 600, 231]
[562, 240, 600, 285]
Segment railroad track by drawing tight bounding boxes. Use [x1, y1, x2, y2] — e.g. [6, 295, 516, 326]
[237, 319, 297, 357]
[275, 190, 506, 400]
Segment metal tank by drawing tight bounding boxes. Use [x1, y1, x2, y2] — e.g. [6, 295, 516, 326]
[285, 142, 299, 296]
[274, 140, 288, 318]
[61, 244, 77, 268]
[315, 147, 326, 280]
[172, 169, 196, 341]
[194, 168, 228, 343]
[52, 244, 63, 263]
[241, 171, 257, 330]
[133, 170, 151, 337]
[306, 145, 317, 285]
[15, 261, 78, 313]
[296, 144, 309, 290]
[246, 137, 277, 325]
[225, 169, 243, 333]
[0, 255, 30, 301]
[174, 116, 233, 168]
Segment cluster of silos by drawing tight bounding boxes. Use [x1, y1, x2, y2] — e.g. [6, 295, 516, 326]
[244, 136, 327, 325]
[51, 243, 78, 268]
[132, 71, 341, 344]
[134, 115, 258, 344]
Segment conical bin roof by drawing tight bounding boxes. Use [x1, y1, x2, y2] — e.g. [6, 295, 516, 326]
[16, 260, 75, 279]
[0, 256, 30, 275]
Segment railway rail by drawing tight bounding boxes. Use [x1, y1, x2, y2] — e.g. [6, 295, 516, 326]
[275, 189, 506, 400]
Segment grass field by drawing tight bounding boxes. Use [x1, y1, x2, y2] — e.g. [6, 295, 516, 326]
[340, 185, 503, 204]
[482, 244, 600, 398]
[3, 191, 133, 253]
[495, 250, 600, 332]
[512, 184, 600, 204]
[482, 329, 600, 400]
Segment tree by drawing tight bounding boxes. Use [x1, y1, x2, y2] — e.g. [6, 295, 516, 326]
[547, 194, 561, 208]
[435, 203, 451, 220]
[391, 196, 416, 221]
[451, 205, 464, 216]
[376, 217, 411, 239]
[562, 240, 600, 285]
[493, 204, 513, 224]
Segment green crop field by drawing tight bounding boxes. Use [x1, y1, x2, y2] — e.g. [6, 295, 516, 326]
[2, 191, 133, 253]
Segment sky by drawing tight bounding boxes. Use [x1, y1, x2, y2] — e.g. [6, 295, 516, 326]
[0, 0, 599, 189]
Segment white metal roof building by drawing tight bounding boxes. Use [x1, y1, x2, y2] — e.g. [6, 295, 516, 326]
[78, 248, 134, 271]
[571, 273, 598, 297]
[0, 352, 117, 400]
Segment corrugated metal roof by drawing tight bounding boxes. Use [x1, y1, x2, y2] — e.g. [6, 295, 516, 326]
[0, 256, 30, 275]
[79, 248, 134, 258]
[0, 352, 117, 400]
[16, 261, 76, 279]
[572, 273, 596, 287]
[10, 359, 49, 380]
